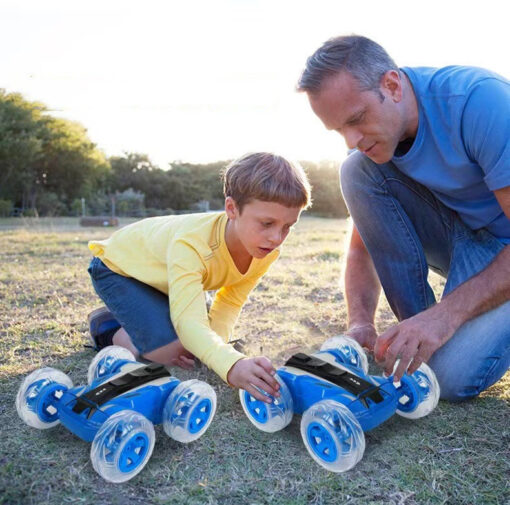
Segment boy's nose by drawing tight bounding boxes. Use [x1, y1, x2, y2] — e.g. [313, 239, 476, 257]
[270, 229, 284, 245]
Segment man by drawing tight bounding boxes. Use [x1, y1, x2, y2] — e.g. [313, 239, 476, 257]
[297, 35, 510, 401]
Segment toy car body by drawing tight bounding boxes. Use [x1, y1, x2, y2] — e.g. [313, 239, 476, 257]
[240, 336, 439, 472]
[16, 346, 217, 482]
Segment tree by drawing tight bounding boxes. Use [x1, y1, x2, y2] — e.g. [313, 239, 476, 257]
[0, 89, 111, 214]
[0, 90, 45, 209]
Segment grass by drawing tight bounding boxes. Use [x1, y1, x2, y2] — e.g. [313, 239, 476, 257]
[0, 216, 509, 505]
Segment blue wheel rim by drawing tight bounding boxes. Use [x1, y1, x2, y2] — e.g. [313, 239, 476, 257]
[188, 398, 212, 434]
[338, 346, 361, 368]
[118, 432, 150, 473]
[31, 381, 67, 423]
[243, 391, 268, 424]
[306, 422, 338, 462]
[397, 375, 423, 412]
[95, 356, 128, 380]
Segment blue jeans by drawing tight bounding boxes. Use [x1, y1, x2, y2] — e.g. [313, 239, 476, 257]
[88, 257, 178, 355]
[340, 151, 510, 402]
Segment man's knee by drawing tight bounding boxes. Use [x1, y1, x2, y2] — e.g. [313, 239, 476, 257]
[339, 151, 374, 204]
[434, 374, 479, 403]
[429, 356, 502, 403]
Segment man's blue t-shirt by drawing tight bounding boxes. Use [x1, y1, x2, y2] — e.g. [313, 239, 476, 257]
[392, 66, 510, 243]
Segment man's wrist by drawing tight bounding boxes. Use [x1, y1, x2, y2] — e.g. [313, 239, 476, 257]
[348, 321, 376, 330]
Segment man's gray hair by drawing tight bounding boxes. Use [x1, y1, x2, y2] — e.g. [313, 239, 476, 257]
[297, 35, 399, 93]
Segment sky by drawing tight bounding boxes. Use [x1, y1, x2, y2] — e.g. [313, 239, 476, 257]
[1, 0, 509, 168]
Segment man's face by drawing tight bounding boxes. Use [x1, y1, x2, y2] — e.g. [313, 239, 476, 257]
[307, 70, 406, 164]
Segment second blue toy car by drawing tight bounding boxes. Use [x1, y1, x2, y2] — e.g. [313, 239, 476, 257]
[240, 336, 439, 472]
[16, 346, 217, 482]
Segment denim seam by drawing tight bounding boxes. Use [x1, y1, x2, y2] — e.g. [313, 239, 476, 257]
[391, 199, 431, 313]
[477, 339, 510, 393]
[380, 176, 453, 233]
[375, 178, 435, 312]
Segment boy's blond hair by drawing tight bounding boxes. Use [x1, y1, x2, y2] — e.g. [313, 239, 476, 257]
[223, 152, 312, 212]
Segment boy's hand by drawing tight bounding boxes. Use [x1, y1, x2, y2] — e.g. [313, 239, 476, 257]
[169, 340, 196, 370]
[227, 356, 280, 403]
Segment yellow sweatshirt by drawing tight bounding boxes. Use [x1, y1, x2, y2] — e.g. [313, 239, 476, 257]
[88, 212, 279, 382]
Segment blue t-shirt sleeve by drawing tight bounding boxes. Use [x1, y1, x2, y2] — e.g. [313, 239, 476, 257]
[461, 77, 510, 191]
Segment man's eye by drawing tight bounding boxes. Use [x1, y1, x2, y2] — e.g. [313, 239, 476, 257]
[348, 114, 364, 126]
[262, 222, 272, 227]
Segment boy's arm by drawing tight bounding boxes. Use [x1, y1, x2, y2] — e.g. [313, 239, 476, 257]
[167, 241, 279, 395]
[208, 273, 265, 341]
[167, 241, 246, 382]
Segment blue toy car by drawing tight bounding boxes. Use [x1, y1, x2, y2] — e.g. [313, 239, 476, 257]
[239, 336, 439, 472]
[16, 346, 217, 482]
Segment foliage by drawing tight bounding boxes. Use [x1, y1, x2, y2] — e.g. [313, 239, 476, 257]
[0, 199, 13, 217]
[115, 188, 145, 217]
[0, 89, 109, 215]
[302, 160, 349, 217]
[0, 89, 349, 218]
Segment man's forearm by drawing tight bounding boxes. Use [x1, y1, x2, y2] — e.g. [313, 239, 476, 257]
[436, 244, 510, 332]
[344, 228, 381, 327]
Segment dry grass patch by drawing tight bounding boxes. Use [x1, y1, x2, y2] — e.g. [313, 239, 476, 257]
[0, 216, 508, 505]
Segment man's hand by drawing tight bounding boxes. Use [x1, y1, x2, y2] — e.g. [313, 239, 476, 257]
[374, 306, 455, 381]
[227, 356, 280, 403]
[346, 323, 378, 352]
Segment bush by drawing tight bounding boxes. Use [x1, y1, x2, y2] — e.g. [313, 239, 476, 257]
[0, 199, 13, 217]
[114, 188, 145, 217]
[36, 191, 67, 216]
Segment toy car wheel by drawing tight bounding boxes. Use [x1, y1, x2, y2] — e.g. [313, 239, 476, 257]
[87, 345, 137, 385]
[16, 367, 73, 429]
[163, 379, 217, 443]
[91, 410, 155, 483]
[396, 362, 440, 419]
[239, 374, 294, 433]
[300, 399, 365, 472]
[320, 335, 369, 374]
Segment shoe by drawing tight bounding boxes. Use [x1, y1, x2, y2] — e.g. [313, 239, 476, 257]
[87, 306, 121, 351]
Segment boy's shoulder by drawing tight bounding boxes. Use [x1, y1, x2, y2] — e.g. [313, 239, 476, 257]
[169, 211, 227, 257]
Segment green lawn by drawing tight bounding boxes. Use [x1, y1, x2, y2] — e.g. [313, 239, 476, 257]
[1, 216, 508, 505]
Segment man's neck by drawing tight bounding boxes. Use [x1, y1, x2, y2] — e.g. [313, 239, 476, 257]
[401, 72, 419, 140]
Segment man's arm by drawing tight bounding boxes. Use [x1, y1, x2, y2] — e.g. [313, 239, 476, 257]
[375, 186, 510, 380]
[344, 225, 381, 350]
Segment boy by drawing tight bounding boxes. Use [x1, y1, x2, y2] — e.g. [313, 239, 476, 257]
[87, 152, 311, 403]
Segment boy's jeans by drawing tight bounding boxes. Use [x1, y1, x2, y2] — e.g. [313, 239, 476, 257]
[340, 151, 510, 401]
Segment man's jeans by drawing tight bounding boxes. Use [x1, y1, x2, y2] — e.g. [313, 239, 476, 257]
[341, 151, 510, 401]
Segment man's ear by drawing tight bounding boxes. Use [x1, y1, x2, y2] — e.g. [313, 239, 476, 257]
[224, 196, 239, 220]
[381, 70, 403, 102]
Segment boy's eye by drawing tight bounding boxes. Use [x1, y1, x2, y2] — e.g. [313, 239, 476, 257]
[262, 222, 272, 227]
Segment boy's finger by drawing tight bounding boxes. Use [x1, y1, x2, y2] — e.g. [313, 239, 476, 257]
[255, 356, 276, 375]
[249, 375, 279, 398]
[254, 365, 280, 396]
[245, 383, 272, 404]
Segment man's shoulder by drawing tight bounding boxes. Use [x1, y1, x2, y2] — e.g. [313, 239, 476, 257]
[403, 65, 509, 98]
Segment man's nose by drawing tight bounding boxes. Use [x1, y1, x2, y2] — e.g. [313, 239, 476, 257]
[343, 128, 363, 150]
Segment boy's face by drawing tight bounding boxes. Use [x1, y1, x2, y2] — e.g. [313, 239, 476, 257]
[225, 198, 302, 259]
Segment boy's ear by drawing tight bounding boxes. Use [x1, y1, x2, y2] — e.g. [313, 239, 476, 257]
[225, 196, 239, 220]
